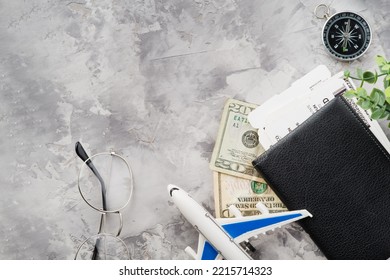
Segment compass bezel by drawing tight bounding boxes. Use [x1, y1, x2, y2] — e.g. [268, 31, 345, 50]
[322, 11, 371, 61]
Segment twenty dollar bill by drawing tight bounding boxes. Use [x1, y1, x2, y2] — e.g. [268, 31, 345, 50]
[214, 172, 286, 218]
[210, 99, 264, 182]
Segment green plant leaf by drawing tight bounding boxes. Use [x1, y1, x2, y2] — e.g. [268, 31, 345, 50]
[383, 64, 390, 71]
[385, 86, 390, 104]
[360, 99, 372, 110]
[356, 87, 367, 98]
[371, 88, 385, 106]
[363, 71, 377, 84]
[378, 91, 386, 106]
[370, 90, 376, 99]
[385, 76, 390, 89]
[380, 110, 389, 119]
[375, 55, 387, 66]
[343, 89, 356, 99]
[371, 106, 386, 120]
[344, 69, 350, 78]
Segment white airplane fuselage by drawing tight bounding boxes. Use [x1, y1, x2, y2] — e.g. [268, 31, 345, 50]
[168, 185, 251, 260]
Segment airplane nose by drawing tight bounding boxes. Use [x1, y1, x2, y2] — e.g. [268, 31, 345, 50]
[167, 184, 179, 197]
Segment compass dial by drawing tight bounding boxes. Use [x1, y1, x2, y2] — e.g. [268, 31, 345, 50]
[322, 12, 371, 61]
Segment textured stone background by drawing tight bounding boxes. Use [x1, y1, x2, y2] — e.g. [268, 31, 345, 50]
[0, 0, 389, 259]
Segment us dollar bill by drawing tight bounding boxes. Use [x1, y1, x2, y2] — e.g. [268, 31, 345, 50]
[210, 98, 264, 182]
[213, 172, 286, 218]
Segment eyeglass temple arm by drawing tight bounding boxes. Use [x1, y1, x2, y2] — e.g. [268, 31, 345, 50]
[75, 141, 107, 260]
[75, 141, 107, 209]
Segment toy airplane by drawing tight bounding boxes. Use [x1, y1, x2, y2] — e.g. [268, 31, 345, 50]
[168, 184, 312, 260]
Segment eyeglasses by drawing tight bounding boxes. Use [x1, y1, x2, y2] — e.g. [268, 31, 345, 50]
[74, 142, 133, 260]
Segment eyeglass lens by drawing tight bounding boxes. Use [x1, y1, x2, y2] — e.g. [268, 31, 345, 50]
[74, 234, 130, 260]
[78, 153, 132, 212]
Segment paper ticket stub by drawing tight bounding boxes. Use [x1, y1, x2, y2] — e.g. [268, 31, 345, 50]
[248, 65, 332, 149]
[248, 65, 332, 132]
[262, 73, 343, 147]
[248, 67, 390, 153]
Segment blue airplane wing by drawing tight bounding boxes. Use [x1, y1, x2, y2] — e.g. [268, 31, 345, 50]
[201, 240, 219, 260]
[217, 210, 312, 243]
[192, 234, 221, 260]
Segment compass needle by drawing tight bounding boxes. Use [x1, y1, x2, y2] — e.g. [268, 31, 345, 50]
[318, 10, 371, 61]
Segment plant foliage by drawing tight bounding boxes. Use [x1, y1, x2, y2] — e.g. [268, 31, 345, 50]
[344, 55, 390, 127]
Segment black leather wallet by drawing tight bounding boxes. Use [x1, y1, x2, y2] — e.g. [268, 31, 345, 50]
[252, 96, 390, 260]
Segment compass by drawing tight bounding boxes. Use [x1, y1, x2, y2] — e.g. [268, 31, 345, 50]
[315, 5, 371, 61]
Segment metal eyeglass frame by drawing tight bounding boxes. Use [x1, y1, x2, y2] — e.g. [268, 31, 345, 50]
[74, 142, 133, 260]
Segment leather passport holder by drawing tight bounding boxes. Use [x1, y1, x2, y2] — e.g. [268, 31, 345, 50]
[252, 96, 390, 260]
